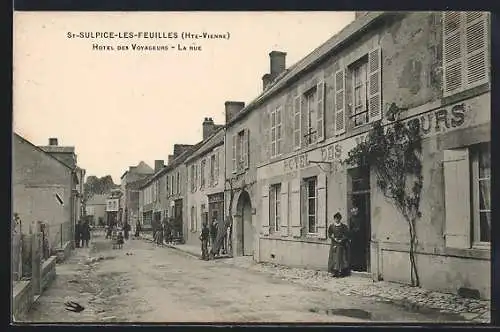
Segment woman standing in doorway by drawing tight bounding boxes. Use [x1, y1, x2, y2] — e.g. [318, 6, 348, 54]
[327, 212, 351, 278]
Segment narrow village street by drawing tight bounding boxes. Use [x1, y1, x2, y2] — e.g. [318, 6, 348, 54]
[22, 235, 487, 324]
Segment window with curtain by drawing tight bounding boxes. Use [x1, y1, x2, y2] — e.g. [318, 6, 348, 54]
[472, 142, 490, 245]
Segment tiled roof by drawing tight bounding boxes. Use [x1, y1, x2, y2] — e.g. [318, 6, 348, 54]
[13, 133, 73, 170]
[39, 146, 75, 154]
[139, 141, 204, 189]
[185, 128, 224, 163]
[227, 11, 385, 127]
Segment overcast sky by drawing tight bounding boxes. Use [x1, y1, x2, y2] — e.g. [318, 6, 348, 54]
[13, 11, 355, 183]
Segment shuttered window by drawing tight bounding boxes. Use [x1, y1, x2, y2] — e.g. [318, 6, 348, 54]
[443, 12, 489, 97]
[269, 184, 281, 233]
[214, 151, 219, 185]
[261, 183, 270, 236]
[334, 68, 346, 135]
[367, 47, 382, 122]
[443, 148, 471, 249]
[293, 95, 302, 149]
[280, 182, 289, 236]
[270, 106, 283, 157]
[316, 81, 326, 142]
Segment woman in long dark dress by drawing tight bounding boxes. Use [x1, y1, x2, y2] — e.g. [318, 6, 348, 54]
[327, 212, 351, 277]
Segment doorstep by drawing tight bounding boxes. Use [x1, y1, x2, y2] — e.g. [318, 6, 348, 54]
[351, 271, 371, 279]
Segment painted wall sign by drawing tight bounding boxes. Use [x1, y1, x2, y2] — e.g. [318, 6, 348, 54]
[278, 102, 472, 175]
[106, 199, 119, 212]
[208, 192, 224, 203]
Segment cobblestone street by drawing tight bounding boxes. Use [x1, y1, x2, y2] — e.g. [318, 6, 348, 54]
[19, 235, 487, 324]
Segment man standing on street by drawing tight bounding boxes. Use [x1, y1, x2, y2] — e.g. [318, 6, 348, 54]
[209, 217, 218, 255]
[200, 222, 210, 261]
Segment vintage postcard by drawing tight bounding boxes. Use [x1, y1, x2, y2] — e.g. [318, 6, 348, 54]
[12, 11, 491, 324]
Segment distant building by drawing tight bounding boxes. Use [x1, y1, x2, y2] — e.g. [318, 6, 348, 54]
[85, 194, 107, 226]
[138, 143, 199, 241]
[119, 161, 154, 226]
[185, 119, 225, 247]
[12, 134, 79, 250]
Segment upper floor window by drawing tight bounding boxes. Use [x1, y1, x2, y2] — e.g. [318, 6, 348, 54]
[190, 165, 195, 192]
[304, 88, 317, 145]
[210, 154, 216, 186]
[232, 129, 249, 173]
[350, 58, 368, 127]
[201, 159, 206, 189]
[176, 172, 180, 194]
[443, 12, 489, 97]
[336, 47, 381, 135]
[165, 175, 170, 196]
[270, 106, 282, 157]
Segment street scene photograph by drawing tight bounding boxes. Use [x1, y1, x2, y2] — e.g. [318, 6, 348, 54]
[12, 11, 491, 324]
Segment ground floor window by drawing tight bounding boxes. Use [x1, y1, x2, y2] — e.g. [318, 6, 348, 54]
[142, 211, 152, 226]
[472, 142, 491, 245]
[269, 183, 281, 233]
[303, 177, 317, 234]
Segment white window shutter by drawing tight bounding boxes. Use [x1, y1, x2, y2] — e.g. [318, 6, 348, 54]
[293, 95, 302, 149]
[368, 47, 382, 122]
[280, 181, 289, 237]
[443, 149, 471, 249]
[334, 68, 346, 135]
[261, 183, 270, 236]
[232, 134, 237, 173]
[316, 81, 325, 142]
[317, 173, 327, 239]
[443, 12, 464, 96]
[290, 178, 301, 237]
[214, 152, 219, 185]
[465, 12, 489, 89]
[243, 129, 249, 170]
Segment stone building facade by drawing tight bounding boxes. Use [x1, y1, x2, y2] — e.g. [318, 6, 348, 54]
[138, 144, 199, 240]
[228, 12, 490, 299]
[185, 121, 225, 247]
[12, 134, 79, 250]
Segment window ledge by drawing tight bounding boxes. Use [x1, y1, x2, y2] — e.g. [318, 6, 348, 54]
[443, 246, 490, 260]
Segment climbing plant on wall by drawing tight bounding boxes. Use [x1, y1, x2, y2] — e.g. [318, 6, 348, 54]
[344, 110, 424, 287]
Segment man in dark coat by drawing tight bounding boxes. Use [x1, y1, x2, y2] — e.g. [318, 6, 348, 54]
[123, 222, 131, 240]
[81, 220, 91, 248]
[200, 222, 210, 260]
[75, 220, 82, 248]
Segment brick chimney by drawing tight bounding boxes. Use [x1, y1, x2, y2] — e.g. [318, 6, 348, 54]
[262, 73, 273, 91]
[49, 138, 58, 146]
[154, 160, 164, 172]
[225, 101, 245, 124]
[173, 144, 193, 158]
[167, 154, 174, 165]
[269, 51, 287, 76]
[202, 117, 216, 141]
[355, 11, 369, 19]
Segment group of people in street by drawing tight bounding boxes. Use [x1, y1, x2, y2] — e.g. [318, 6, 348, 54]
[200, 216, 230, 260]
[74, 219, 91, 248]
[152, 218, 175, 246]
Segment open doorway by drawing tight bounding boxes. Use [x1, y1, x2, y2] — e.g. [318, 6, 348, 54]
[348, 167, 371, 272]
[236, 190, 254, 256]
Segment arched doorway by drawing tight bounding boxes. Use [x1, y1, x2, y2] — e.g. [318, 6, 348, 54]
[235, 190, 254, 256]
